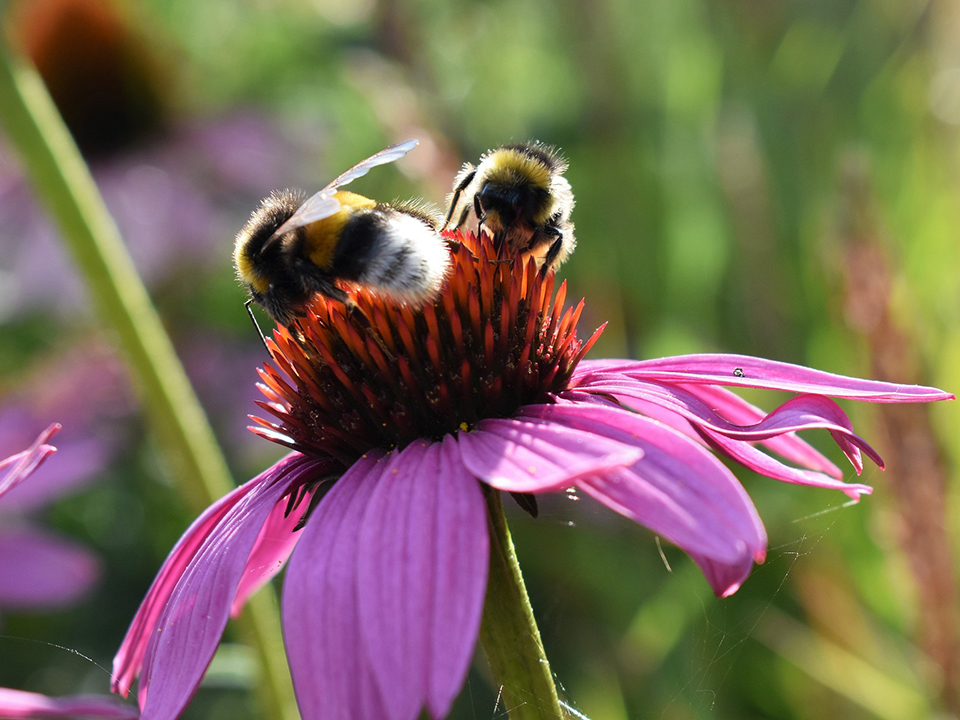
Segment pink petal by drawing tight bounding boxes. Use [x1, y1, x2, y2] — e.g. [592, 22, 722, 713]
[576, 354, 953, 402]
[0, 528, 100, 609]
[357, 438, 488, 720]
[429, 437, 490, 718]
[114, 454, 331, 720]
[0, 425, 60, 499]
[283, 452, 389, 720]
[0, 435, 113, 511]
[113, 476, 262, 696]
[574, 378, 882, 471]
[0, 689, 136, 720]
[230, 482, 323, 617]
[522, 402, 766, 566]
[686, 549, 760, 599]
[560, 390, 864, 498]
[113, 453, 332, 696]
[135, 461, 314, 720]
[679, 383, 842, 478]
[697, 428, 871, 499]
[457, 417, 643, 493]
[563, 388, 718, 449]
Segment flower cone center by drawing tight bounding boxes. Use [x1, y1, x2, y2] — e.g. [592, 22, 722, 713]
[251, 232, 602, 466]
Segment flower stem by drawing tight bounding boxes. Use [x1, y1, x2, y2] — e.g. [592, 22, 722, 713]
[479, 490, 565, 719]
[0, 42, 297, 720]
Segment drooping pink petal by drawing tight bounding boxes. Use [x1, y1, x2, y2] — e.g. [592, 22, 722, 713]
[122, 454, 332, 720]
[229, 482, 326, 617]
[520, 403, 766, 573]
[678, 383, 843, 478]
[113, 453, 334, 697]
[574, 376, 882, 472]
[0, 528, 100, 609]
[563, 388, 870, 497]
[686, 548, 760, 599]
[356, 438, 488, 720]
[283, 452, 389, 720]
[576, 354, 953, 402]
[457, 416, 643, 493]
[113, 475, 262, 697]
[0, 425, 60, 499]
[697, 428, 871, 499]
[0, 689, 137, 720]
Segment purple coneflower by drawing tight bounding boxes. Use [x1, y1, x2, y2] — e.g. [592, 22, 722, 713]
[113, 231, 951, 720]
[0, 426, 137, 720]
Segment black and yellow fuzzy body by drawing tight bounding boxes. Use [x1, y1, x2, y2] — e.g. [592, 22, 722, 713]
[444, 142, 575, 269]
[234, 189, 449, 326]
[234, 139, 451, 327]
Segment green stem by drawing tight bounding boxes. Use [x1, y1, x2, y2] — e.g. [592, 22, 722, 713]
[479, 490, 565, 719]
[0, 41, 297, 720]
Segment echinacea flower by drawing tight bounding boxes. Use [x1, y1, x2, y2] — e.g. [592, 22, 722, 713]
[113, 231, 952, 720]
[0, 427, 137, 720]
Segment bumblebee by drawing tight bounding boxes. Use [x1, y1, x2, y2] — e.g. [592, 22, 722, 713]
[234, 140, 451, 326]
[443, 141, 575, 269]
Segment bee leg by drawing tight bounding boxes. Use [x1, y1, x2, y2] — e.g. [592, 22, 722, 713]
[321, 284, 351, 306]
[444, 168, 477, 228]
[473, 194, 489, 240]
[245, 299, 270, 352]
[454, 205, 471, 231]
[538, 231, 564, 280]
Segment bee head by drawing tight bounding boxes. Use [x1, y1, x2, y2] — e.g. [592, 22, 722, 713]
[234, 189, 305, 294]
[479, 146, 557, 225]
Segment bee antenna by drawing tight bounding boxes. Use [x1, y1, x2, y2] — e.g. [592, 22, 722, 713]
[246, 299, 269, 352]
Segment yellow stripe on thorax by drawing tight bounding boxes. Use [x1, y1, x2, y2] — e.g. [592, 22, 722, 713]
[304, 191, 377, 270]
[485, 150, 552, 188]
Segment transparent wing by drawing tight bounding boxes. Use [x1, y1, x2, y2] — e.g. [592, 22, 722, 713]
[271, 139, 419, 237]
[323, 139, 419, 191]
[272, 192, 342, 237]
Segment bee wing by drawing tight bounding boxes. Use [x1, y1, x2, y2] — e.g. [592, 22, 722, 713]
[323, 139, 419, 191]
[271, 139, 419, 237]
[272, 191, 342, 237]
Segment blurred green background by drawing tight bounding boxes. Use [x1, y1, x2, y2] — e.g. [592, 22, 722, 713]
[1, 0, 959, 718]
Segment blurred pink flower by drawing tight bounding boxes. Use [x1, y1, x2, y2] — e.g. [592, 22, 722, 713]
[0, 688, 136, 720]
[0, 412, 102, 613]
[0, 347, 132, 612]
[112, 232, 952, 720]
[0, 428, 136, 720]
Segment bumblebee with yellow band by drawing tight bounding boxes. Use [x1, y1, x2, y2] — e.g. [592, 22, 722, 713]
[444, 141, 575, 271]
[234, 139, 451, 327]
